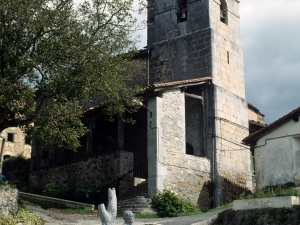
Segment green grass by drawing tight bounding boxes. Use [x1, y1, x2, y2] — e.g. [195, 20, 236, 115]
[134, 213, 159, 219]
[20, 195, 69, 209]
[239, 183, 298, 200]
[19, 195, 95, 214]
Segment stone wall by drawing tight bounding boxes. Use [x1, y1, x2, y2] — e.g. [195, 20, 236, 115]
[0, 185, 18, 217]
[220, 175, 251, 205]
[1, 127, 31, 160]
[148, 0, 212, 84]
[29, 151, 132, 193]
[148, 90, 212, 210]
[213, 85, 252, 190]
[210, 0, 245, 98]
[161, 154, 212, 210]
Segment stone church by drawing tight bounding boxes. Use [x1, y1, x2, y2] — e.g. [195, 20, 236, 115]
[30, 0, 265, 210]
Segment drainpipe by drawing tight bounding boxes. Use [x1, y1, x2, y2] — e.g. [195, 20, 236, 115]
[147, 49, 150, 86]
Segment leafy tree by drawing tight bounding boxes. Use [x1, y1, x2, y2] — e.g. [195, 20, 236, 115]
[0, 0, 145, 150]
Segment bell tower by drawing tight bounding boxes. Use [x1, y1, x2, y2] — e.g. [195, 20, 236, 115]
[147, 0, 252, 207]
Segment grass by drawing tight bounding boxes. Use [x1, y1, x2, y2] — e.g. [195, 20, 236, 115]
[239, 182, 298, 200]
[134, 213, 159, 219]
[19, 195, 96, 214]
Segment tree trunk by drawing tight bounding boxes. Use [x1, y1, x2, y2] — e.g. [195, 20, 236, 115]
[0, 138, 5, 175]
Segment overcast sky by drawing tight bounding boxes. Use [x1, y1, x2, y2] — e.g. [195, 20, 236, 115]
[75, 0, 300, 124]
[240, 0, 300, 124]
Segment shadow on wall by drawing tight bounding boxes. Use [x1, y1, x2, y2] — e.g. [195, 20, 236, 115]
[220, 176, 251, 205]
[197, 181, 213, 211]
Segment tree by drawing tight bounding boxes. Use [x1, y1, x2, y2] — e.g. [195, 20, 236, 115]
[0, 0, 146, 150]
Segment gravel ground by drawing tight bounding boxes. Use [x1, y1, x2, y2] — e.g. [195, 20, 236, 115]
[27, 204, 227, 225]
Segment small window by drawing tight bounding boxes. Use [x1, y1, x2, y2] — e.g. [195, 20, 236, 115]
[177, 0, 188, 23]
[7, 133, 14, 142]
[227, 51, 230, 64]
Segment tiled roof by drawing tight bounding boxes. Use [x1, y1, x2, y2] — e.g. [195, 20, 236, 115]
[145, 76, 212, 90]
[243, 106, 300, 144]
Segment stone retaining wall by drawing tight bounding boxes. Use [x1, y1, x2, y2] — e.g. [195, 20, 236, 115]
[0, 184, 18, 216]
[29, 151, 133, 193]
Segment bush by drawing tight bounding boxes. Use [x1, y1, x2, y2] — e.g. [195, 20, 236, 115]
[42, 182, 65, 198]
[152, 190, 198, 217]
[0, 201, 43, 225]
[2, 155, 30, 191]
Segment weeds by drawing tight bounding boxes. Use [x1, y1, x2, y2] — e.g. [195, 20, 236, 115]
[240, 182, 298, 200]
[0, 201, 43, 225]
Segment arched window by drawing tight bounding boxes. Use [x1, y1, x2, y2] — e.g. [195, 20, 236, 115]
[220, 0, 228, 25]
[186, 143, 194, 155]
[177, 0, 188, 23]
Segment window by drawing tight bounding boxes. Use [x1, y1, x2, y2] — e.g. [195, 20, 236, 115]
[177, 0, 188, 23]
[227, 51, 230, 64]
[220, 0, 228, 24]
[7, 133, 14, 142]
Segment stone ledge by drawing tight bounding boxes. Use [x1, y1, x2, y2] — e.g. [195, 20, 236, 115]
[19, 192, 94, 210]
[233, 196, 300, 210]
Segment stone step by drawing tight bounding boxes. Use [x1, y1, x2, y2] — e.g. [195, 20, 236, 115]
[117, 196, 157, 214]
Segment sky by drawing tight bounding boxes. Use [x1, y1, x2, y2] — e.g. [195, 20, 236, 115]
[239, 0, 300, 124]
[75, 0, 300, 124]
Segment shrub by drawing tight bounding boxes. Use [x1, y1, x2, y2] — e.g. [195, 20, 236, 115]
[2, 154, 30, 191]
[152, 190, 198, 217]
[42, 182, 64, 198]
[0, 201, 43, 225]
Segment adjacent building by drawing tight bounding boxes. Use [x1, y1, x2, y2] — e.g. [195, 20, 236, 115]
[243, 106, 300, 189]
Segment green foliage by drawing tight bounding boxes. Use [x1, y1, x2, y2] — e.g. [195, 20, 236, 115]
[152, 190, 198, 218]
[42, 182, 64, 198]
[245, 211, 261, 225]
[239, 182, 298, 200]
[2, 155, 30, 191]
[0, 201, 43, 225]
[0, 0, 146, 150]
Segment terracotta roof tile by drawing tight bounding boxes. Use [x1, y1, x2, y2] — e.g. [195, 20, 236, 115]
[243, 106, 300, 144]
[145, 76, 212, 90]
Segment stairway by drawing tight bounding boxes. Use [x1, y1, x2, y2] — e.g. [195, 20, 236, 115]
[117, 180, 157, 214]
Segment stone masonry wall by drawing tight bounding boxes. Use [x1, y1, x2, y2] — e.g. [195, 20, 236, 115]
[0, 185, 18, 217]
[149, 29, 212, 84]
[29, 152, 129, 193]
[1, 127, 31, 159]
[214, 86, 252, 191]
[162, 155, 212, 210]
[148, 0, 212, 84]
[148, 90, 212, 210]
